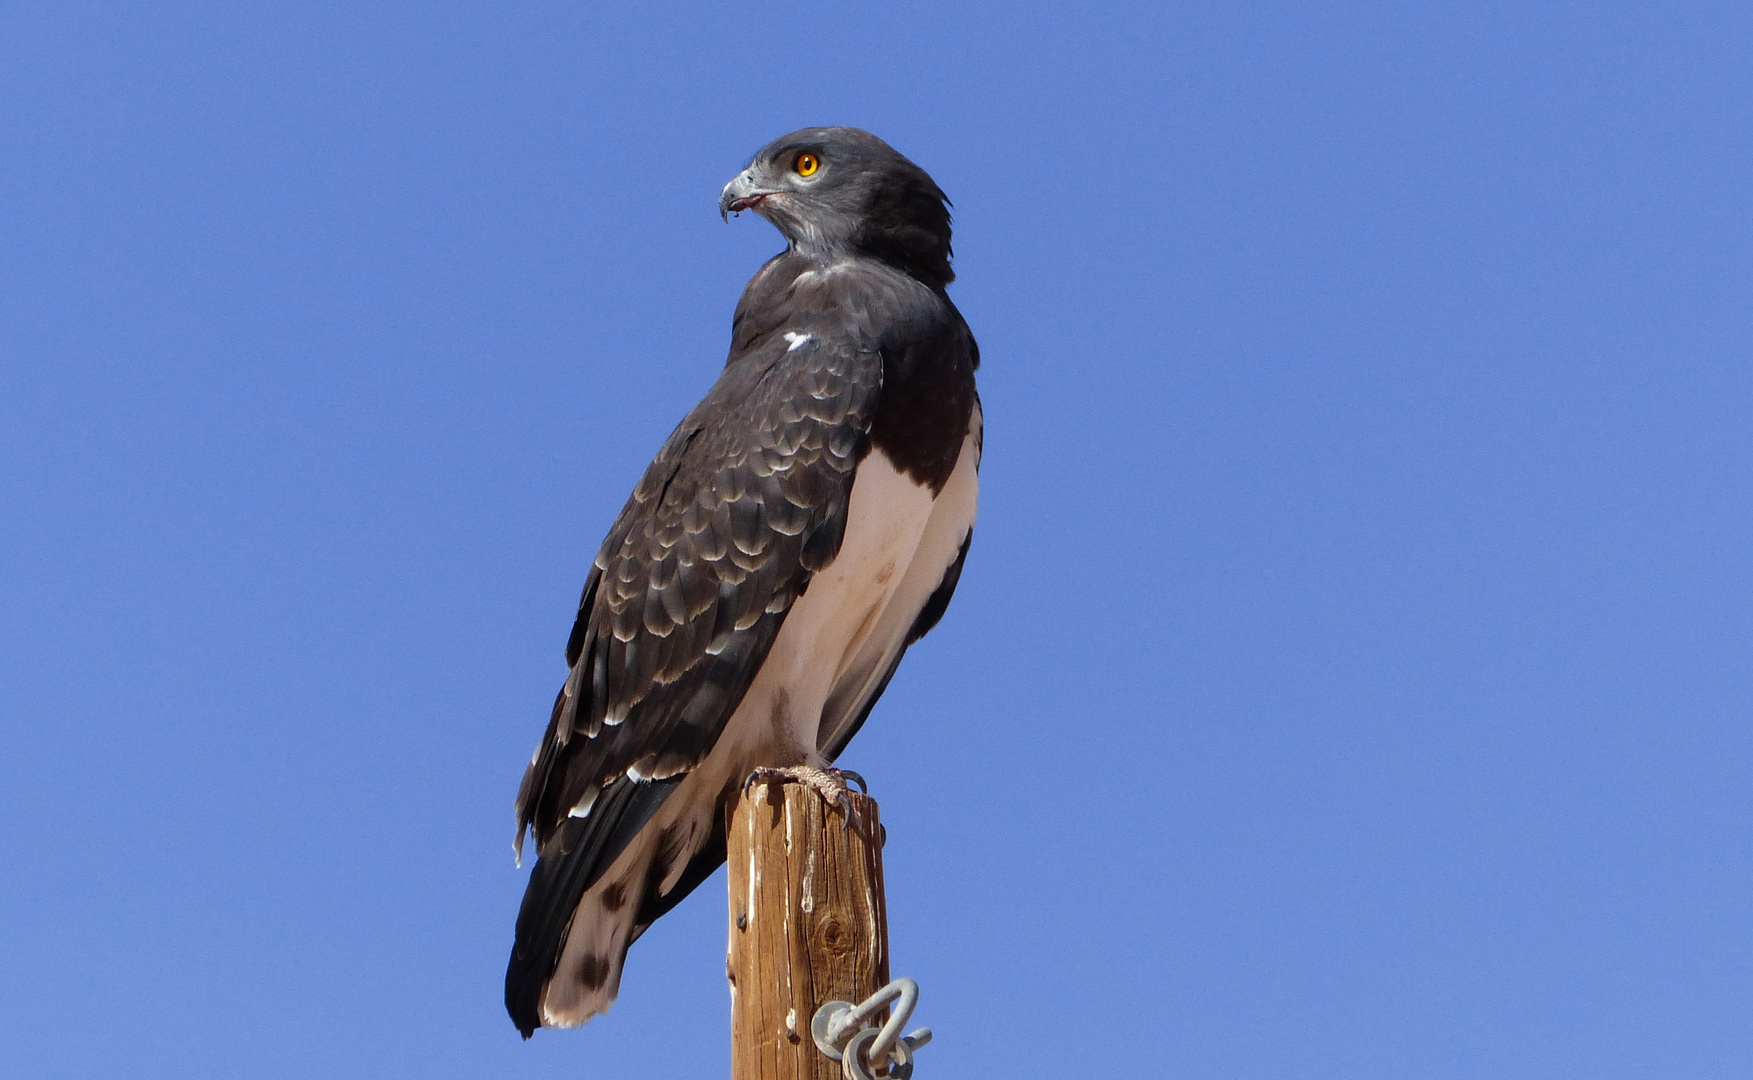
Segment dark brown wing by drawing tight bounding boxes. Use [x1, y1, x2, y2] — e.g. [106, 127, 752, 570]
[514, 332, 881, 857]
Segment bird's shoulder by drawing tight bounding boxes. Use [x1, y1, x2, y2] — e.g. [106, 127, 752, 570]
[731, 252, 958, 359]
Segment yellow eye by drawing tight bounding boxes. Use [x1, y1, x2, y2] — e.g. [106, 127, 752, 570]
[795, 152, 819, 177]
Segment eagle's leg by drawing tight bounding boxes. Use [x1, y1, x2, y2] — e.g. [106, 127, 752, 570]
[742, 764, 861, 827]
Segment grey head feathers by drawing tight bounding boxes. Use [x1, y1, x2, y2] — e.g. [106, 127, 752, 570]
[719, 127, 955, 288]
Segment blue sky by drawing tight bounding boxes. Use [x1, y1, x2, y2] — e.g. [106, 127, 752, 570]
[2, 2, 1749, 1077]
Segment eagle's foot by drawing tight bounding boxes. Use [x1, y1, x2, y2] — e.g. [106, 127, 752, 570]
[742, 765, 864, 828]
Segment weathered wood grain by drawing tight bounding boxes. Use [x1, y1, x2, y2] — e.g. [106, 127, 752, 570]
[728, 783, 888, 1080]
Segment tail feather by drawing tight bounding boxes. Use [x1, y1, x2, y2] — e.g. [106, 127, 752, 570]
[540, 868, 643, 1029]
[505, 776, 680, 1037]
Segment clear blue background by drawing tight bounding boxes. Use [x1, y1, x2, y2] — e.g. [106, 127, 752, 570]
[2, 3, 1748, 1077]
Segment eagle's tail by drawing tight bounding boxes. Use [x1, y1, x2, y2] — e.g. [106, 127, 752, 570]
[505, 774, 728, 1037]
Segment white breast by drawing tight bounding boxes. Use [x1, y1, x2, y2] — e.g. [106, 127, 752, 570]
[687, 403, 981, 770]
[725, 445, 941, 757]
[814, 416, 982, 755]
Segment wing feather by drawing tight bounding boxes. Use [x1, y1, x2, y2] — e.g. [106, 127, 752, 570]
[514, 333, 880, 857]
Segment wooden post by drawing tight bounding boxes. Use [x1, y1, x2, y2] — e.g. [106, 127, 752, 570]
[728, 782, 888, 1080]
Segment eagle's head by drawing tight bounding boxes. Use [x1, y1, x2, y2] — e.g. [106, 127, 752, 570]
[719, 126, 955, 287]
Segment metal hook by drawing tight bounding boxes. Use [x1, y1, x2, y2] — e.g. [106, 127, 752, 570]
[812, 978, 933, 1077]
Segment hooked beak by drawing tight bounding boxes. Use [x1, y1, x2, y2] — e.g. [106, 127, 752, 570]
[719, 170, 776, 222]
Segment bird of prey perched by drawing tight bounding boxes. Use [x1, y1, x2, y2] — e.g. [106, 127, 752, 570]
[505, 127, 981, 1037]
